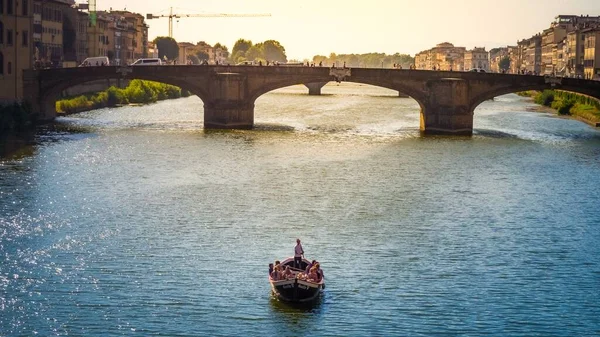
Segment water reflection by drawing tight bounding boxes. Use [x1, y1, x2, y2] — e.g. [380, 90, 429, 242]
[268, 294, 325, 331]
[0, 132, 36, 159]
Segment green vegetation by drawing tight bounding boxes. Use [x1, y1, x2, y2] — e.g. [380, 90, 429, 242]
[230, 39, 287, 64]
[56, 80, 190, 114]
[530, 90, 600, 124]
[499, 56, 510, 72]
[153, 36, 179, 61]
[516, 91, 537, 97]
[311, 52, 414, 68]
[0, 101, 34, 132]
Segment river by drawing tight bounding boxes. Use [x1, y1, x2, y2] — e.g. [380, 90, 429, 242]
[1, 83, 599, 336]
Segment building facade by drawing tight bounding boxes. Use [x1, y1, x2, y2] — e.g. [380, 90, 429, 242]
[519, 35, 542, 74]
[1, 0, 33, 102]
[86, 13, 108, 60]
[414, 42, 466, 71]
[464, 47, 489, 71]
[32, 0, 74, 68]
[582, 27, 600, 80]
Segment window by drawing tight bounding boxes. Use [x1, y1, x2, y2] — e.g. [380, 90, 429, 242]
[22, 0, 28, 16]
[0, 0, 3, 14]
[22, 30, 28, 46]
[7, 61, 11, 74]
[7, 29, 13, 45]
[6, 0, 12, 14]
[0, 21, 3, 44]
[0, 52, 3, 75]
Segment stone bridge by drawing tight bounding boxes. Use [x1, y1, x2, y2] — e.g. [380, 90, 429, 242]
[23, 65, 600, 135]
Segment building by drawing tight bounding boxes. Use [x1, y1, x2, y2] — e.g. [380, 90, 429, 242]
[147, 41, 158, 58]
[582, 27, 600, 80]
[110, 11, 148, 61]
[541, 26, 567, 75]
[32, 0, 74, 68]
[566, 29, 585, 77]
[519, 35, 542, 74]
[178, 42, 194, 64]
[86, 11, 109, 60]
[507, 45, 522, 74]
[489, 47, 508, 73]
[464, 47, 489, 71]
[414, 42, 466, 71]
[1, 0, 34, 102]
[61, 5, 88, 66]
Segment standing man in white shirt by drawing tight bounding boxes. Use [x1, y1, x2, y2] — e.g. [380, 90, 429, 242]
[294, 239, 304, 269]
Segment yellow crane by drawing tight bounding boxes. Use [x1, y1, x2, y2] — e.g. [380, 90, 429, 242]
[146, 8, 271, 38]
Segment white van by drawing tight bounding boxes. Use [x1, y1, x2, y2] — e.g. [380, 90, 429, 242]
[79, 56, 110, 67]
[131, 58, 163, 66]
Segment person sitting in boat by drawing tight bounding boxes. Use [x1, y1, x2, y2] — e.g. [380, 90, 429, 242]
[307, 266, 319, 282]
[314, 263, 323, 282]
[282, 266, 294, 279]
[305, 260, 316, 274]
[271, 264, 282, 281]
[268, 263, 274, 276]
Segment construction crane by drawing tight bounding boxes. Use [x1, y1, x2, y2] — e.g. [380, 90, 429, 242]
[146, 8, 271, 38]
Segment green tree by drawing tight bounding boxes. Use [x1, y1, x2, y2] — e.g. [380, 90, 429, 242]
[499, 56, 511, 72]
[231, 39, 252, 59]
[312, 55, 327, 64]
[196, 51, 209, 61]
[246, 45, 262, 61]
[153, 36, 179, 61]
[262, 40, 287, 63]
[214, 43, 230, 59]
[187, 54, 200, 65]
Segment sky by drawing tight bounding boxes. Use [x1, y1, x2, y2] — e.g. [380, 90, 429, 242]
[94, 0, 600, 60]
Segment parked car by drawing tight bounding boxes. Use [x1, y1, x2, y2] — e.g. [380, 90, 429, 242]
[469, 68, 486, 73]
[79, 56, 110, 67]
[131, 58, 163, 66]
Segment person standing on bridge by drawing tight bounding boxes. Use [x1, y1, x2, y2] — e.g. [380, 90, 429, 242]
[294, 238, 304, 269]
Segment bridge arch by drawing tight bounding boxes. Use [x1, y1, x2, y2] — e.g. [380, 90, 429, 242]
[248, 76, 427, 110]
[34, 67, 211, 120]
[469, 83, 600, 113]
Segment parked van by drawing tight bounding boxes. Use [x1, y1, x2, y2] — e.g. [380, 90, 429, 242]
[236, 61, 256, 66]
[131, 58, 163, 66]
[79, 56, 110, 67]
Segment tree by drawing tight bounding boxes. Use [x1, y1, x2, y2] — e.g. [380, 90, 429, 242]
[262, 40, 287, 63]
[187, 54, 200, 65]
[196, 51, 209, 61]
[153, 36, 179, 61]
[214, 43, 229, 59]
[231, 39, 252, 59]
[499, 56, 511, 72]
[245, 45, 262, 61]
[107, 50, 115, 62]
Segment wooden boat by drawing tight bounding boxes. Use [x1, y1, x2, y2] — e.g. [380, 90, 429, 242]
[269, 257, 325, 303]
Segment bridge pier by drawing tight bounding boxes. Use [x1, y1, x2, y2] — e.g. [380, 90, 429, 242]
[420, 78, 473, 135]
[204, 72, 255, 129]
[204, 102, 254, 129]
[304, 82, 328, 95]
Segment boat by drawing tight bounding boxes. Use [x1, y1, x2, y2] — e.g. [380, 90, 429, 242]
[269, 257, 325, 303]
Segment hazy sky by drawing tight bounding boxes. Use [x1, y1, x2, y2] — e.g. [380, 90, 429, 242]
[96, 0, 600, 60]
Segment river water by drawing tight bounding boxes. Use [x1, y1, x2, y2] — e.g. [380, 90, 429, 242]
[1, 83, 599, 336]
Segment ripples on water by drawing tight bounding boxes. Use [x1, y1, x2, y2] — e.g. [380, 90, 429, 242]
[1, 84, 600, 336]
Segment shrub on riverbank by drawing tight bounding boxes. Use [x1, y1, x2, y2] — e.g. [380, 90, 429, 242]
[0, 101, 34, 132]
[529, 90, 600, 123]
[56, 80, 191, 114]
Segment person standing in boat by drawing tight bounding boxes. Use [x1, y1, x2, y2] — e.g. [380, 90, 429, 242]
[294, 239, 304, 269]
